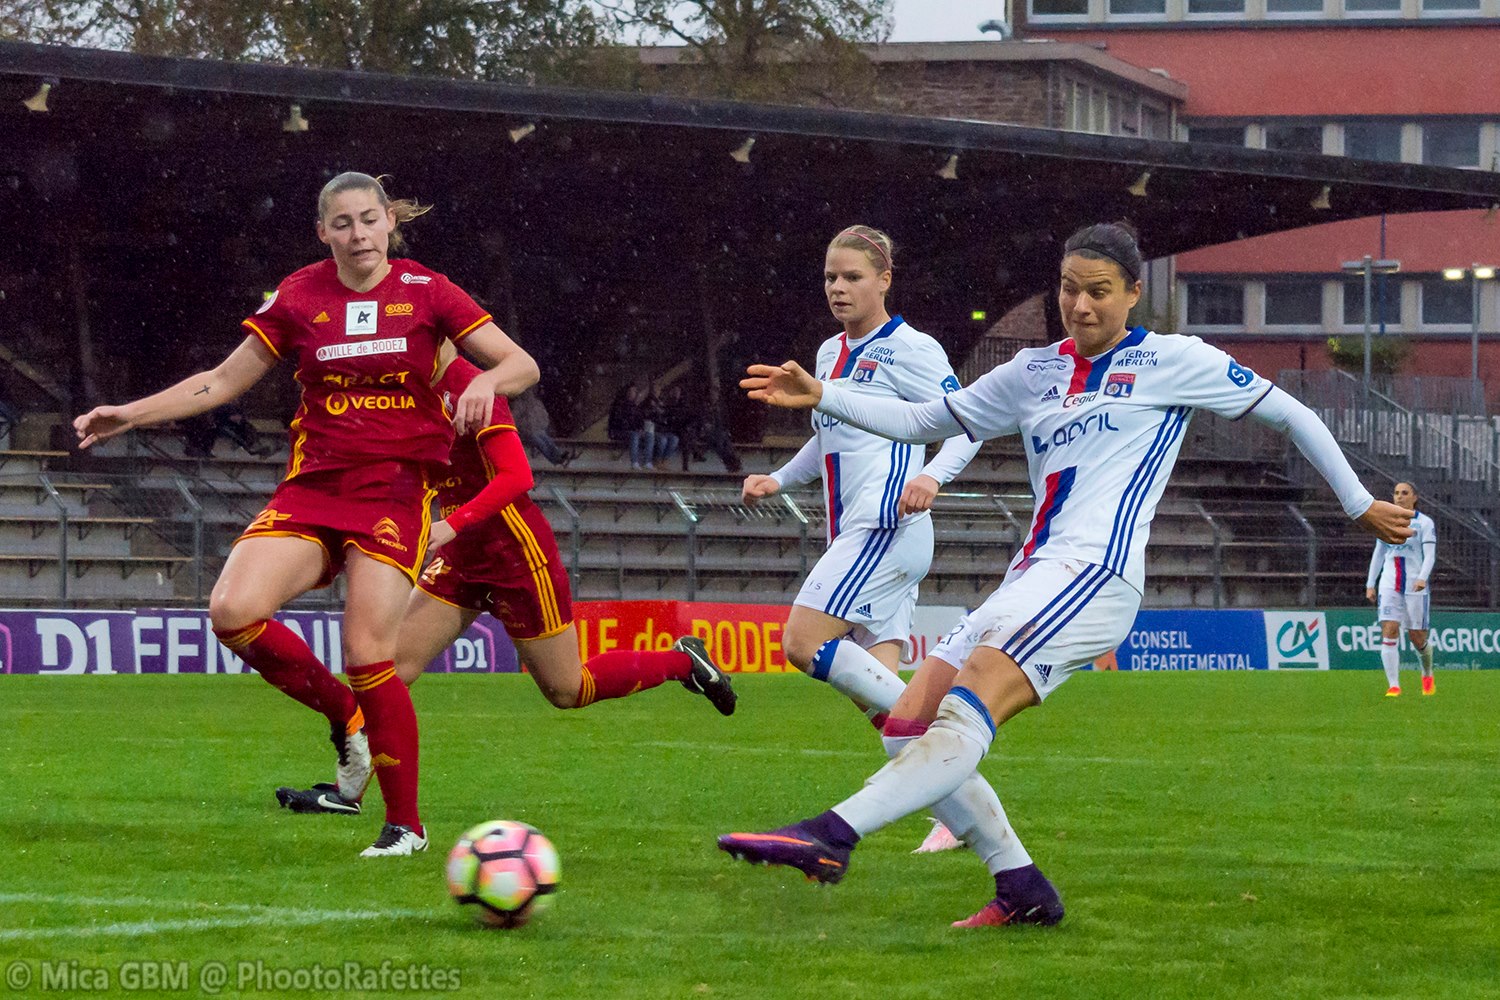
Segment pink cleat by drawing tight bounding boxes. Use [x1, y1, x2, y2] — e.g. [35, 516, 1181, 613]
[913, 819, 962, 854]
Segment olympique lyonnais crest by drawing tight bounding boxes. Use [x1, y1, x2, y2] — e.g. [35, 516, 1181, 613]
[1104, 373, 1136, 397]
[853, 359, 879, 384]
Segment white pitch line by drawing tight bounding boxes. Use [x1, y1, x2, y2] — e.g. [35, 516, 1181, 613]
[0, 894, 435, 942]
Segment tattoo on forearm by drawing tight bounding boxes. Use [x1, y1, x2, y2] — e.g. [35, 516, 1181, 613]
[194, 385, 211, 396]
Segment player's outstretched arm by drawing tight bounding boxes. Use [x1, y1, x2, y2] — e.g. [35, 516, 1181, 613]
[73, 337, 276, 449]
[742, 361, 823, 409]
[1249, 387, 1412, 544]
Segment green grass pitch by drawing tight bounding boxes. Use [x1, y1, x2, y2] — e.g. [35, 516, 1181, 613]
[2, 671, 1497, 999]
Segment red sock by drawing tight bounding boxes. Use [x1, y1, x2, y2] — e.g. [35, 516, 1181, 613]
[576, 650, 690, 707]
[347, 660, 421, 832]
[216, 620, 355, 726]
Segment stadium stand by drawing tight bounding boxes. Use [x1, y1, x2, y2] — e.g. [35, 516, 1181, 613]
[16, 410, 1465, 610]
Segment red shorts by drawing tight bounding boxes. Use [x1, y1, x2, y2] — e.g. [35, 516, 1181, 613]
[417, 500, 573, 641]
[237, 462, 435, 586]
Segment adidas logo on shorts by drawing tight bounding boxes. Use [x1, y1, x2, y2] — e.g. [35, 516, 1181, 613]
[854, 603, 873, 618]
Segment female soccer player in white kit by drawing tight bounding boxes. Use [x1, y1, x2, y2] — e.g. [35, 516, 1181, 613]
[742, 226, 980, 733]
[721, 222, 1413, 926]
[1365, 481, 1438, 696]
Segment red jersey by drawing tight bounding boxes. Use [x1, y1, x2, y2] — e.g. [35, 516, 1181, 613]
[241, 258, 491, 479]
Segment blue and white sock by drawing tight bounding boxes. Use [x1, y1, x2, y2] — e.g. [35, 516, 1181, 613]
[832, 687, 995, 837]
[809, 637, 905, 713]
[883, 722, 1031, 875]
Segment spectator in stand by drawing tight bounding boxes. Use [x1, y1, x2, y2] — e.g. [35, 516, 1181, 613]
[608, 382, 654, 469]
[661, 383, 742, 473]
[182, 402, 278, 459]
[511, 387, 576, 468]
[645, 387, 679, 467]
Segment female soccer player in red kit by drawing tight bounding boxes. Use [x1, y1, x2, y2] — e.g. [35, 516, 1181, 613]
[277, 343, 737, 844]
[74, 172, 538, 857]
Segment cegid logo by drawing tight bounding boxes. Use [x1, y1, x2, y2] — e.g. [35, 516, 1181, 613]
[325, 393, 416, 416]
[385, 302, 414, 316]
[1263, 611, 1329, 670]
[1062, 392, 1098, 409]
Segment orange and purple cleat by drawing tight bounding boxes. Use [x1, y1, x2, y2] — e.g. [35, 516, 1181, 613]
[1421, 675, 1435, 696]
[952, 863, 1065, 928]
[1385, 686, 1402, 698]
[717, 815, 857, 884]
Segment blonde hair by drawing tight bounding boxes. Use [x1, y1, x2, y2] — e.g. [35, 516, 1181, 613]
[317, 172, 431, 252]
[828, 225, 894, 275]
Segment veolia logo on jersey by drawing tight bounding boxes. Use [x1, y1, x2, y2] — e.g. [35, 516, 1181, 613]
[346, 301, 378, 336]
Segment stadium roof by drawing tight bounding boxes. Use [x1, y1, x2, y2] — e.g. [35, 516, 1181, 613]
[4, 40, 1499, 414]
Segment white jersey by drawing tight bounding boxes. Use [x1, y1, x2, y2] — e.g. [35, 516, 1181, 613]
[1367, 510, 1436, 594]
[942, 328, 1274, 593]
[781, 316, 978, 540]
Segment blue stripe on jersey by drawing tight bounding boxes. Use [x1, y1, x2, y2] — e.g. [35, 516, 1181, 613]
[834, 315, 904, 379]
[1108, 406, 1188, 576]
[1004, 564, 1113, 666]
[1103, 406, 1189, 575]
[825, 453, 844, 541]
[825, 528, 898, 620]
[1082, 326, 1149, 392]
[879, 442, 911, 528]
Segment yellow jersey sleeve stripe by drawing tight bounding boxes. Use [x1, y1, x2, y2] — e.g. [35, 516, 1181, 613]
[452, 314, 494, 342]
[242, 321, 282, 360]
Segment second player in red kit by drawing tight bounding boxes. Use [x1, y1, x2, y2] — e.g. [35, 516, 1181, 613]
[275, 345, 737, 836]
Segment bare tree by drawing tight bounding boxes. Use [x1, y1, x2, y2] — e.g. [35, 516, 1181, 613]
[597, 0, 894, 104]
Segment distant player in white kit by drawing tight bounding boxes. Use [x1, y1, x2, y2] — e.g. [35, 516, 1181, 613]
[1366, 481, 1438, 696]
[721, 221, 1413, 926]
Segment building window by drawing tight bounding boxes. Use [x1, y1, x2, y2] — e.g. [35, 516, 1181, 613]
[1265, 124, 1325, 154]
[1187, 125, 1246, 146]
[1032, 0, 1088, 14]
[1422, 122, 1481, 167]
[1264, 280, 1324, 326]
[1266, 0, 1322, 12]
[1344, 122, 1403, 163]
[1420, 276, 1473, 325]
[1422, 0, 1482, 11]
[1344, 0, 1400, 11]
[1141, 106, 1169, 140]
[1187, 281, 1245, 326]
[1187, 0, 1245, 11]
[1342, 279, 1401, 327]
[1110, 0, 1167, 11]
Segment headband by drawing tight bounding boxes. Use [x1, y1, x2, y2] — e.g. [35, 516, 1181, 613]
[1069, 242, 1139, 281]
[838, 229, 892, 272]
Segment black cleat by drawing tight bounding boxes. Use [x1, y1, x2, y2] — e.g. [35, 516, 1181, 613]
[275, 782, 362, 815]
[675, 635, 737, 716]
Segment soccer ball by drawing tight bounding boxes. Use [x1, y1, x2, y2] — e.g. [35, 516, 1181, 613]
[446, 820, 560, 928]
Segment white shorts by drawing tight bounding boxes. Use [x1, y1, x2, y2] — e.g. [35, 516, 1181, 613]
[1378, 589, 1431, 631]
[930, 558, 1140, 702]
[794, 516, 934, 657]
